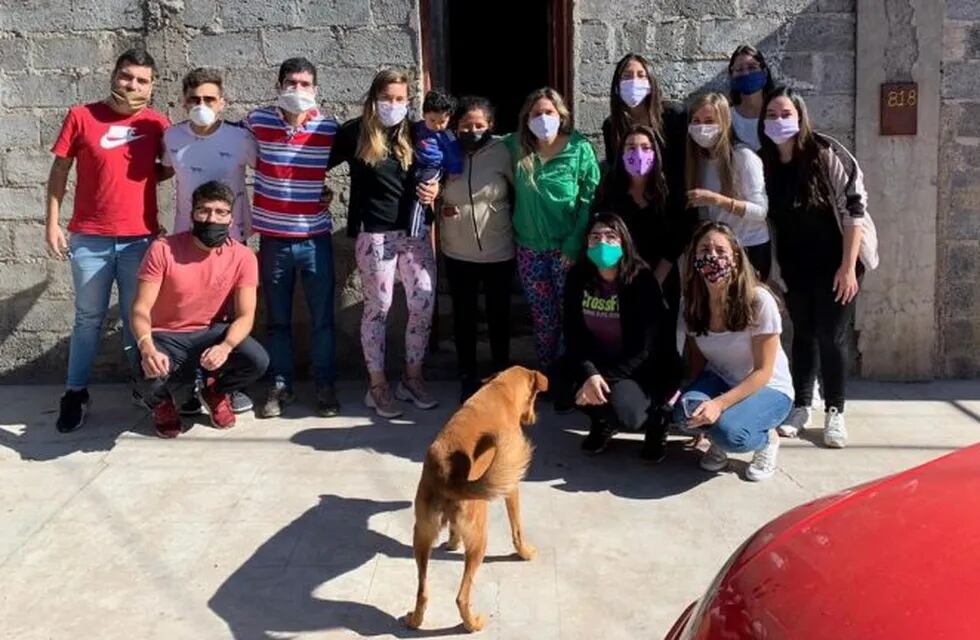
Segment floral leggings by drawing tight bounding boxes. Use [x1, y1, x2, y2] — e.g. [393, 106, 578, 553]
[516, 246, 567, 370]
[356, 231, 436, 373]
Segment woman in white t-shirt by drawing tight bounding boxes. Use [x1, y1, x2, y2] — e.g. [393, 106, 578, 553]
[675, 221, 793, 481]
[727, 44, 775, 151]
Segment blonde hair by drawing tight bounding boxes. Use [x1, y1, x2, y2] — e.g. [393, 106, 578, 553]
[685, 93, 737, 198]
[357, 68, 414, 171]
[515, 87, 573, 186]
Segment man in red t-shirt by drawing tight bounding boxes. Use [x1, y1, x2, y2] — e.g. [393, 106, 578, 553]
[47, 49, 173, 434]
[131, 181, 268, 438]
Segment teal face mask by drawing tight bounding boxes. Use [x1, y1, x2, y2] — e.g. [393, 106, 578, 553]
[587, 242, 624, 270]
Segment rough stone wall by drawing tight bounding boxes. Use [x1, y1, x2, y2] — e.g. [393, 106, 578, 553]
[939, 2, 980, 377]
[0, 0, 420, 383]
[574, 0, 857, 149]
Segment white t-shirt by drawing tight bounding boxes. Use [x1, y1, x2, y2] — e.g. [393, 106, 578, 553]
[684, 287, 794, 400]
[698, 145, 769, 247]
[732, 109, 761, 151]
[162, 121, 257, 241]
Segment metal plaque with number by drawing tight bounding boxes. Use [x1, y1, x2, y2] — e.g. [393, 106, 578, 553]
[880, 82, 918, 136]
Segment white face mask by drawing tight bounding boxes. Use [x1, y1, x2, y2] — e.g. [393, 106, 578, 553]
[376, 100, 409, 127]
[277, 88, 317, 115]
[619, 78, 651, 108]
[688, 123, 722, 149]
[528, 113, 561, 141]
[188, 104, 216, 128]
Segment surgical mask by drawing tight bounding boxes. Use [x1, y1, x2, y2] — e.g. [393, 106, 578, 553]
[192, 220, 230, 248]
[528, 113, 561, 141]
[277, 89, 317, 115]
[731, 70, 768, 96]
[764, 117, 800, 144]
[587, 242, 624, 270]
[376, 100, 409, 127]
[459, 130, 487, 151]
[619, 78, 651, 108]
[110, 88, 148, 112]
[688, 124, 721, 149]
[693, 254, 733, 284]
[188, 105, 216, 128]
[623, 148, 656, 177]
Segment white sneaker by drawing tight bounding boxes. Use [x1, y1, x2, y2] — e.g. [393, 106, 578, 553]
[365, 384, 403, 419]
[699, 442, 729, 472]
[395, 377, 439, 410]
[746, 430, 780, 481]
[777, 406, 810, 438]
[824, 407, 847, 448]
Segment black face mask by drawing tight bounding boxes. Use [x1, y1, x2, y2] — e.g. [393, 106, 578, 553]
[192, 220, 230, 248]
[459, 130, 488, 151]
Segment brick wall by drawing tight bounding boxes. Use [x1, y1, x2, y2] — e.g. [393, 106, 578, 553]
[939, 2, 980, 377]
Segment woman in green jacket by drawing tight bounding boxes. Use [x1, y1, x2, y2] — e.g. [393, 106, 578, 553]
[506, 87, 600, 371]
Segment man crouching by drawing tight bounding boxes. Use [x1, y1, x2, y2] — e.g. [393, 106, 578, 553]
[131, 180, 268, 437]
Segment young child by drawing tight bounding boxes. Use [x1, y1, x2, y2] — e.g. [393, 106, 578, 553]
[409, 89, 463, 237]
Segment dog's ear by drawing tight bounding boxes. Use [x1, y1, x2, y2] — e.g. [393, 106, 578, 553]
[533, 370, 549, 393]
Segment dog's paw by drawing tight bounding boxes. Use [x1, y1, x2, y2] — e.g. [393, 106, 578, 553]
[517, 544, 537, 561]
[463, 613, 486, 632]
[403, 611, 423, 629]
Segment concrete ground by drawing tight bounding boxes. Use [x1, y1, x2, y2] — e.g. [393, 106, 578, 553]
[1, 380, 979, 640]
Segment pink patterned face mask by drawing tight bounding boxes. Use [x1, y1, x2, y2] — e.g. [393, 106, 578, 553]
[623, 147, 656, 177]
[693, 253, 734, 284]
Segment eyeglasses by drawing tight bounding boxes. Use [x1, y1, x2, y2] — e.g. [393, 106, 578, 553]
[193, 206, 232, 220]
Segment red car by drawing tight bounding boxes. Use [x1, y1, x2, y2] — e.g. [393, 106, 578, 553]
[665, 443, 980, 640]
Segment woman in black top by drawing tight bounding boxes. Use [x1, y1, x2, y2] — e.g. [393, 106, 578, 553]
[593, 124, 682, 334]
[602, 54, 692, 251]
[560, 212, 682, 461]
[328, 68, 440, 419]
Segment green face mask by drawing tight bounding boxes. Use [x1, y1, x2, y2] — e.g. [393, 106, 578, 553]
[587, 242, 624, 270]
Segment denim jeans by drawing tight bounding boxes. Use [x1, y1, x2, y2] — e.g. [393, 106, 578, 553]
[259, 233, 336, 388]
[66, 233, 153, 389]
[672, 371, 792, 453]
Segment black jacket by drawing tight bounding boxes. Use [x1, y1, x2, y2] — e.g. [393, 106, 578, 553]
[562, 265, 682, 401]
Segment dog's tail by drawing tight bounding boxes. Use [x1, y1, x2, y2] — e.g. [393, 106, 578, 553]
[436, 429, 533, 501]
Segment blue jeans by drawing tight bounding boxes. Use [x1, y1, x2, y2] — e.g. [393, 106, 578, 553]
[672, 371, 792, 453]
[66, 233, 152, 389]
[259, 233, 336, 388]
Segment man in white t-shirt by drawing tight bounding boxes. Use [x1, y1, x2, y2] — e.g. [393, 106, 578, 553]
[163, 68, 258, 415]
[163, 68, 257, 241]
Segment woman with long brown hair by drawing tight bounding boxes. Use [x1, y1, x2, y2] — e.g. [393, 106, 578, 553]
[758, 86, 878, 447]
[505, 87, 600, 374]
[675, 221, 793, 481]
[328, 68, 440, 418]
[685, 92, 771, 280]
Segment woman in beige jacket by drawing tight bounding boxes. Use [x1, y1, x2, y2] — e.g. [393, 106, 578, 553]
[439, 96, 516, 401]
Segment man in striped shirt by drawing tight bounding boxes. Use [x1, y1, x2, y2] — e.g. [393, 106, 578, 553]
[245, 57, 339, 419]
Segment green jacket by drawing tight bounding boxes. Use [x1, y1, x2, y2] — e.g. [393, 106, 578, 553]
[504, 130, 600, 259]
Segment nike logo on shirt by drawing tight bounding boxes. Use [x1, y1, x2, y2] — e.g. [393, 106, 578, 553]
[100, 125, 145, 149]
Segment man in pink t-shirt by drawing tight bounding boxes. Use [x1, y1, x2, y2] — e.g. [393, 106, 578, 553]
[47, 49, 172, 434]
[131, 181, 268, 438]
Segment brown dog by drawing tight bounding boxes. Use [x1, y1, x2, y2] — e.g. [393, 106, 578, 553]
[403, 366, 548, 632]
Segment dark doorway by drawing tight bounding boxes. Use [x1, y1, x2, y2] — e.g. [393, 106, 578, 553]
[422, 0, 572, 134]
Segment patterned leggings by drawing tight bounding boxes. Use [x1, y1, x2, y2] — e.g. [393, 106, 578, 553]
[356, 231, 436, 373]
[516, 246, 567, 370]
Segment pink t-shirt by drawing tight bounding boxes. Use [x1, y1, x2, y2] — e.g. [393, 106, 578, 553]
[138, 232, 258, 333]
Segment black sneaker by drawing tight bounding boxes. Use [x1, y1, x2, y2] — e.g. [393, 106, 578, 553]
[57, 389, 91, 433]
[640, 413, 669, 464]
[179, 395, 204, 416]
[260, 382, 295, 419]
[581, 418, 616, 455]
[315, 384, 340, 417]
[230, 390, 254, 414]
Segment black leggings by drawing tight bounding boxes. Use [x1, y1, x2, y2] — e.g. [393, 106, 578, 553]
[744, 241, 773, 282]
[443, 255, 515, 379]
[579, 378, 653, 431]
[784, 278, 856, 412]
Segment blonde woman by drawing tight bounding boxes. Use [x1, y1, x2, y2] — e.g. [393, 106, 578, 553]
[328, 68, 440, 418]
[685, 93, 771, 280]
[504, 87, 600, 375]
[676, 221, 793, 482]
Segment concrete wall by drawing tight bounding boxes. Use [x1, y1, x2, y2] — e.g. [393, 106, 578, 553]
[939, 1, 980, 377]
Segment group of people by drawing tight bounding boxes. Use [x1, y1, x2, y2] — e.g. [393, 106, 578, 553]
[46, 45, 877, 481]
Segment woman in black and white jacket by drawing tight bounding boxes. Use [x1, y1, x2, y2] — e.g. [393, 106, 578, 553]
[757, 86, 879, 449]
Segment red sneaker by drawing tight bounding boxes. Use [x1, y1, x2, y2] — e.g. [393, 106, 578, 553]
[153, 396, 182, 439]
[202, 384, 236, 429]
